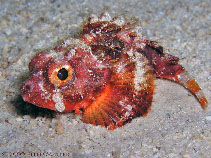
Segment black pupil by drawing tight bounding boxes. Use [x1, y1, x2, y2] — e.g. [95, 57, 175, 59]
[57, 68, 68, 80]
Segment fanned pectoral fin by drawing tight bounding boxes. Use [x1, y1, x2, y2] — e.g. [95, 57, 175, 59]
[81, 84, 154, 130]
[82, 84, 125, 129]
[82, 56, 155, 129]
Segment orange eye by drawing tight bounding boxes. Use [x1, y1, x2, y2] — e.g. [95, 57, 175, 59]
[48, 63, 73, 87]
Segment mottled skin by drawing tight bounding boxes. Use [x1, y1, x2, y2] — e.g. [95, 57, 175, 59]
[21, 13, 208, 130]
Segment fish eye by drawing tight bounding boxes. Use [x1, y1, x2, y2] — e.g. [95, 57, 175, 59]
[48, 62, 73, 87]
[57, 68, 69, 80]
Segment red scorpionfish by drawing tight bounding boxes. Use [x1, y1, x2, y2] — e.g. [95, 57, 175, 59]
[21, 13, 208, 130]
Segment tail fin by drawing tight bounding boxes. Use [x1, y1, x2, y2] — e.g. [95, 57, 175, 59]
[176, 70, 208, 109]
[141, 41, 208, 109]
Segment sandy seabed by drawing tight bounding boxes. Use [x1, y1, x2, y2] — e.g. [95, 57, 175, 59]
[0, 0, 210, 157]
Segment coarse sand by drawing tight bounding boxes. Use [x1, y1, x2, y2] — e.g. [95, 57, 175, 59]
[0, 0, 210, 157]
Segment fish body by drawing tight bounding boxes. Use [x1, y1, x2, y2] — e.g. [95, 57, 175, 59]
[21, 13, 208, 130]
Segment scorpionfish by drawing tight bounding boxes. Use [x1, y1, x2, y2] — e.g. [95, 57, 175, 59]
[21, 13, 208, 130]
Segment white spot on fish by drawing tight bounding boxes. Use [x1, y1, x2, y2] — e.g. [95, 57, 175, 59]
[112, 16, 125, 26]
[90, 14, 99, 23]
[52, 92, 65, 112]
[100, 12, 112, 21]
[133, 52, 147, 91]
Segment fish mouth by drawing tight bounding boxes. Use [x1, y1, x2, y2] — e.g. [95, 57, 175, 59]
[20, 77, 56, 111]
